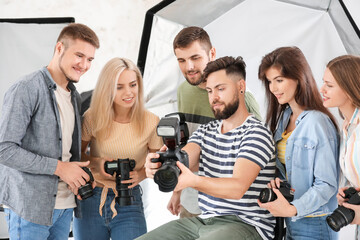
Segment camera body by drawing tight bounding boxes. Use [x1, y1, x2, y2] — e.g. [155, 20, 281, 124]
[151, 113, 189, 192]
[326, 187, 360, 232]
[258, 181, 294, 203]
[78, 167, 94, 200]
[104, 158, 136, 206]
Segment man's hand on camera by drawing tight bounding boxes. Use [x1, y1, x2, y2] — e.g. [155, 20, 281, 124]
[67, 180, 96, 200]
[144, 152, 162, 178]
[54, 161, 91, 190]
[174, 161, 196, 192]
[144, 145, 167, 178]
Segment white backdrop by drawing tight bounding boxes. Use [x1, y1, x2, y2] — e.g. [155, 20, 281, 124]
[1, 0, 360, 238]
[0, 0, 162, 110]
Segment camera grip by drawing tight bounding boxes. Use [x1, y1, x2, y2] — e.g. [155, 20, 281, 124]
[151, 151, 164, 163]
[151, 158, 160, 163]
[82, 167, 94, 182]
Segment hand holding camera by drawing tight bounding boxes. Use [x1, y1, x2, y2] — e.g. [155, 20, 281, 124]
[104, 158, 136, 206]
[259, 181, 294, 203]
[327, 187, 360, 231]
[257, 180, 297, 217]
[150, 114, 189, 192]
[77, 167, 95, 200]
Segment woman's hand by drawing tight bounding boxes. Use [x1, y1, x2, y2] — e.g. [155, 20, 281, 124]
[94, 157, 114, 179]
[337, 187, 360, 225]
[267, 177, 282, 189]
[337, 187, 352, 206]
[122, 167, 147, 188]
[342, 202, 360, 225]
[258, 188, 297, 217]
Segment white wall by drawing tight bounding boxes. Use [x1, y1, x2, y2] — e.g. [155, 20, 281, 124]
[0, 0, 162, 94]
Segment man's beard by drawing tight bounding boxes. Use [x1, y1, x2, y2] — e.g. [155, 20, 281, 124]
[59, 53, 77, 84]
[185, 71, 203, 86]
[212, 93, 239, 120]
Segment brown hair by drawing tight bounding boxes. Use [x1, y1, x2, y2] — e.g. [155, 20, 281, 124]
[327, 55, 360, 108]
[173, 26, 212, 52]
[258, 46, 337, 133]
[203, 56, 246, 82]
[57, 23, 100, 49]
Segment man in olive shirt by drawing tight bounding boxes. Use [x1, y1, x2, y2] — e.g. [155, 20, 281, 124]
[173, 26, 261, 218]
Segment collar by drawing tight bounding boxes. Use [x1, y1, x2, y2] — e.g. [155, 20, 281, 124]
[41, 67, 76, 92]
[283, 104, 309, 127]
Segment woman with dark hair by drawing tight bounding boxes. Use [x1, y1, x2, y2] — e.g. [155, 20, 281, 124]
[257, 46, 339, 239]
[320, 55, 360, 234]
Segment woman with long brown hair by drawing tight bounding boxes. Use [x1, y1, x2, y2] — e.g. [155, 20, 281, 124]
[257, 47, 339, 239]
[321, 55, 360, 235]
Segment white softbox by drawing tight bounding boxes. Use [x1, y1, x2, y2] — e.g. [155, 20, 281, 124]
[137, 0, 360, 235]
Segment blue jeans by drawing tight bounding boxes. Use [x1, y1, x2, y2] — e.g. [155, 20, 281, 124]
[4, 208, 73, 240]
[73, 186, 146, 240]
[285, 215, 338, 240]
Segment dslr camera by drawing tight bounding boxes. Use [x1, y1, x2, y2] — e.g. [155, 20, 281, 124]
[78, 167, 94, 200]
[258, 181, 294, 203]
[326, 187, 360, 232]
[151, 113, 189, 192]
[104, 158, 136, 206]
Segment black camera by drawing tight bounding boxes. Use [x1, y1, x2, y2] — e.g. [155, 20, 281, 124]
[326, 187, 360, 232]
[104, 158, 136, 206]
[151, 113, 189, 192]
[78, 167, 94, 200]
[258, 181, 294, 203]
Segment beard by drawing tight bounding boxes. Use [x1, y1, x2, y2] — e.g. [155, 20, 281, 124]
[59, 52, 78, 84]
[185, 70, 203, 86]
[212, 92, 239, 120]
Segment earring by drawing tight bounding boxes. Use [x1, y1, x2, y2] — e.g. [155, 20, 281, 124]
[240, 91, 243, 94]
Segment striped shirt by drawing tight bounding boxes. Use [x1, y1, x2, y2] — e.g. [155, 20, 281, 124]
[340, 108, 360, 187]
[188, 116, 276, 240]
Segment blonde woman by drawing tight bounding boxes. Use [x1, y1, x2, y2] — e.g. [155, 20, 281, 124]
[73, 58, 163, 240]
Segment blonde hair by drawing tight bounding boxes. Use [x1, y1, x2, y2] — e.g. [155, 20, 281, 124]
[88, 57, 145, 140]
[327, 55, 360, 108]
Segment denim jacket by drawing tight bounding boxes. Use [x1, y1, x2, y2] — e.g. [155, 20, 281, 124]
[0, 67, 81, 226]
[274, 106, 339, 221]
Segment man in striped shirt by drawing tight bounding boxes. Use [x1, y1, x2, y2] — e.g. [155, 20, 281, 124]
[140, 56, 276, 240]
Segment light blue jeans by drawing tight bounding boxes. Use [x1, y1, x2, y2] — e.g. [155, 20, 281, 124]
[285, 215, 338, 240]
[73, 186, 146, 240]
[4, 208, 73, 240]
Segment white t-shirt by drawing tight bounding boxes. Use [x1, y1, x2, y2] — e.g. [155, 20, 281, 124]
[54, 84, 76, 209]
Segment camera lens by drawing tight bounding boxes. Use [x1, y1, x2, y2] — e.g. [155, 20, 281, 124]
[154, 163, 179, 192]
[326, 206, 355, 232]
[78, 183, 94, 199]
[259, 188, 276, 203]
